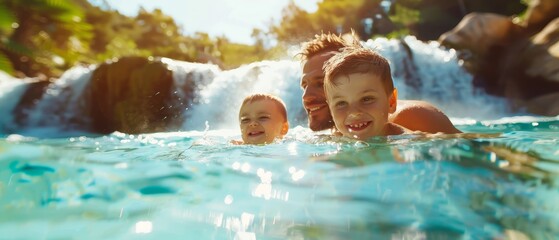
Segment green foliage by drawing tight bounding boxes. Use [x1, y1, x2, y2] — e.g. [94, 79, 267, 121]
[0, 49, 14, 74]
[389, 4, 421, 29]
[0, 2, 16, 74]
[0, 3, 15, 34]
[271, 1, 315, 44]
[271, 0, 528, 42]
[0, 0, 93, 76]
[0, 0, 531, 78]
[1, 0, 280, 77]
[93, 36, 150, 62]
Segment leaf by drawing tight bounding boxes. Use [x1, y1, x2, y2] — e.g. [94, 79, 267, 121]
[2, 38, 33, 56]
[0, 52, 14, 74]
[0, 3, 16, 33]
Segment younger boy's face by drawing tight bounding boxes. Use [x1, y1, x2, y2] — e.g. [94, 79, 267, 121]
[239, 99, 287, 144]
[325, 73, 396, 140]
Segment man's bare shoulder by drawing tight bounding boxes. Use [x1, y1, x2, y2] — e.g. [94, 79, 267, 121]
[390, 100, 461, 134]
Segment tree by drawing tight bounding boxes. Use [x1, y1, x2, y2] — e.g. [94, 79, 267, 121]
[0, 0, 92, 77]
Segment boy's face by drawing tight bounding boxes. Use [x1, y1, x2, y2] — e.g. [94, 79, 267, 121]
[239, 99, 288, 144]
[301, 52, 337, 131]
[325, 73, 396, 140]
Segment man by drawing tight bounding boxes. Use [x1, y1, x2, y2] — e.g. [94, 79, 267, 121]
[298, 32, 461, 134]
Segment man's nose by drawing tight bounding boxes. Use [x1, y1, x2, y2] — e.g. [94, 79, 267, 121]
[302, 85, 321, 102]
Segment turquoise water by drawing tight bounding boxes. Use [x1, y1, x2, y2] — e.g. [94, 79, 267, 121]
[1, 117, 558, 239]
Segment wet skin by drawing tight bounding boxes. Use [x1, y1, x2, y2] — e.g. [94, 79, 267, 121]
[301, 52, 337, 131]
[325, 72, 397, 140]
[239, 99, 288, 144]
[301, 52, 462, 134]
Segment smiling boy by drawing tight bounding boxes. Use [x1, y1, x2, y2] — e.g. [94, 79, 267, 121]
[324, 46, 410, 140]
[299, 32, 461, 134]
[238, 94, 289, 144]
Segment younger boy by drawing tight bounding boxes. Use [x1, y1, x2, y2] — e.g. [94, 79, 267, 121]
[237, 94, 289, 144]
[323, 46, 410, 140]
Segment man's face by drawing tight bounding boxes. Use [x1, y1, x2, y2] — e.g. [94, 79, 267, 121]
[325, 73, 396, 140]
[301, 52, 337, 131]
[239, 99, 287, 144]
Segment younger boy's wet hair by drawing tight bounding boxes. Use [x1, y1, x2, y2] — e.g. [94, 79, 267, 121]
[241, 94, 288, 122]
[297, 31, 361, 61]
[323, 46, 394, 95]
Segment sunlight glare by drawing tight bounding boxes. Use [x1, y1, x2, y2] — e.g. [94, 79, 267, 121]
[135, 221, 153, 234]
[291, 169, 305, 182]
[224, 194, 234, 205]
[241, 163, 251, 173]
[232, 162, 241, 170]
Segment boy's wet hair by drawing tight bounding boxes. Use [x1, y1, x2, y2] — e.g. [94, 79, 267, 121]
[241, 94, 288, 122]
[297, 31, 361, 61]
[323, 46, 394, 95]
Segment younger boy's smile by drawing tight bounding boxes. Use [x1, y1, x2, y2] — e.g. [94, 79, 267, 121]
[247, 130, 264, 136]
[239, 98, 288, 144]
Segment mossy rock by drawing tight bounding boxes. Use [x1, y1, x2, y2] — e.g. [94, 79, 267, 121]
[89, 56, 181, 133]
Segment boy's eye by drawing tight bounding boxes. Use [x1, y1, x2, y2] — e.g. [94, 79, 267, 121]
[362, 96, 375, 103]
[334, 101, 347, 108]
[259, 116, 270, 121]
[240, 118, 250, 124]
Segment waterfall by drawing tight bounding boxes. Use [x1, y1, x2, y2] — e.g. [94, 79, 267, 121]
[177, 60, 305, 131]
[365, 36, 511, 119]
[0, 72, 28, 133]
[23, 66, 95, 130]
[0, 37, 514, 135]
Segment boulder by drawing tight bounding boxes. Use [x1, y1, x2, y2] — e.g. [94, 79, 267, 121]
[438, 13, 517, 60]
[524, 92, 559, 116]
[524, 18, 559, 83]
[522, 0, 559, 32]
[13, 79, 50, 126]
[89, 57, 182, 133]
[438, 0, 559, 116]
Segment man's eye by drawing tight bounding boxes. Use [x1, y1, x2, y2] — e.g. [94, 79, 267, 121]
[300, 81, 307, 89]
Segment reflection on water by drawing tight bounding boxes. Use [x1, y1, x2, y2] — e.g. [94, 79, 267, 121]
[0, 118, 558, 239]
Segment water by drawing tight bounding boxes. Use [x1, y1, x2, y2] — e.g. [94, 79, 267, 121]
[1, 37, 558, 239]
[1, 120, 558, 239]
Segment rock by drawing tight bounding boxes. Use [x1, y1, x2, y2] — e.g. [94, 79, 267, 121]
[523, 92, 559, 116]
[13, 79, 50, 127]
[497, 17, 559, 102]
[89, 57, 182, 134]
[522, 0, 559, 32]
[524, 17, 559, 83]
[438, 13, 517, 59]
[438, 1, 559, 116]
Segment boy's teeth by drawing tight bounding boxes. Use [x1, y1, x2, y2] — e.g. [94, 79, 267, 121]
[350, 123, 365, 128]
